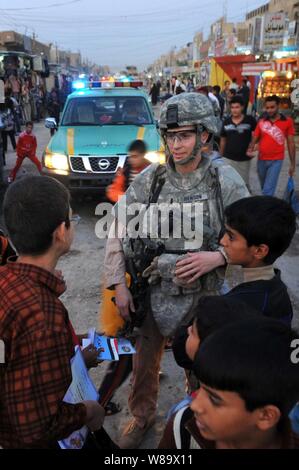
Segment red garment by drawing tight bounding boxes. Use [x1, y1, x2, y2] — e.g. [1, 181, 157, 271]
[16, 131, 37, 158]
[254, 116, 295, 161]
[10, 131, 42, 181]
[10, 154, 42, 181]
[0, 259, 86, 448]
[106, 161, 150, 203]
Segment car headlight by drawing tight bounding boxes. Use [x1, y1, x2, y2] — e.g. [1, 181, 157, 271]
[145, 151, 166, 164]
[44, 153, 69, 171]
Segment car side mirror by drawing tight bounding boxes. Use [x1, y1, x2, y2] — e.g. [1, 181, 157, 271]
[45, 117, 57, 129]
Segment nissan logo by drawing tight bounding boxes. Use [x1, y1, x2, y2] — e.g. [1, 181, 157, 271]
[98, 159, 110, 170]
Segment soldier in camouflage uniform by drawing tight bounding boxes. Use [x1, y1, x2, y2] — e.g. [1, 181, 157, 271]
[104, 92, 249, 448]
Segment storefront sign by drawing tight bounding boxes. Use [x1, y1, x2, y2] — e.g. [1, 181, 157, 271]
[264, 12, 286, 52]
[288, 21, 297, 38]
[215, 39, 225, 57]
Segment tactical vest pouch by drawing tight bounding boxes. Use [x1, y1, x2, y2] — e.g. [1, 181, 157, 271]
[150, 284, 194, 337]
[158, 254, 181, 295]
[161, 280, 181, 296]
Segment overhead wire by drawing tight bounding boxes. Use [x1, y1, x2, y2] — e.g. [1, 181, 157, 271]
[0, 0, 267, 68]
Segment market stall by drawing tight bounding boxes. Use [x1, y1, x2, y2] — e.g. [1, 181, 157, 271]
[242, 58, 299, 117]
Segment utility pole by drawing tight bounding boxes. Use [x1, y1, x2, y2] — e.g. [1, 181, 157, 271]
[223, 0, 228, 22]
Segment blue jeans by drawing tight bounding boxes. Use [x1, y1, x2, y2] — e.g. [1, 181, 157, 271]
[257, 159, 283, 196]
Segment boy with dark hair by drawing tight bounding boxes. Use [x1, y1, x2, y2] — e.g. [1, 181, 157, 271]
[160, 317, 299, 449]
[221, 195, 295, 323]
[106, 139, 150, 203]
[173, 296, 259, 372]
[8, 121, 42, 183]
[220, 95, 256, 188]
[0, 176, 104, 449]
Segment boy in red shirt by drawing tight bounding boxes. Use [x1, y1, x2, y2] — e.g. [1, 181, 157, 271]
[8, 121, 42, 182]
[249, 95, 296, 196]
[106, 139, 150, 203]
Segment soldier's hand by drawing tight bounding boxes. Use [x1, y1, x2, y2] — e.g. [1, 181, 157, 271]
[115, 283, 135, 321]
[175, 251, 226, 283]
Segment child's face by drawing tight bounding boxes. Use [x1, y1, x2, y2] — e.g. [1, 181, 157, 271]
[128, 151, 145, 170]
[190, 382, 259, 445]
[26, 125, 33, 134]
[220, 224, 261, 268]
[186, 320, 200, 361]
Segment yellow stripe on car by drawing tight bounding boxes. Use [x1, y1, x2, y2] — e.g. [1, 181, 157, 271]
[137, 127, 145, 140]
[67, 128, 75, 155]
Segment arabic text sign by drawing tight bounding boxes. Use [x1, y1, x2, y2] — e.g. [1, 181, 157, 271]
[264, 12, 286, 52]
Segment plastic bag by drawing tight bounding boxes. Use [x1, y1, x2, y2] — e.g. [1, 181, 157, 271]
[283, 177, 299, 215]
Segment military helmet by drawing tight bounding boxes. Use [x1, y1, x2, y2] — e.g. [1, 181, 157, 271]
[159, 92, 219, 135]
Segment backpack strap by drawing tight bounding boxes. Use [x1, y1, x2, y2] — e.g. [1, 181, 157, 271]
[146, 164, 167, 207]
[209, 162, 225, 231]
[173, 406, 192, 449]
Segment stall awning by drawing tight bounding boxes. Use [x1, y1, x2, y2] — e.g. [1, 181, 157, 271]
[242, 62, 272, 76]
[272, 61, 298, 72]
[243, 60, 299, 76]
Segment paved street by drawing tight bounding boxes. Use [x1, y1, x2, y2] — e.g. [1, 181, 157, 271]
[1, 120, 299, 448]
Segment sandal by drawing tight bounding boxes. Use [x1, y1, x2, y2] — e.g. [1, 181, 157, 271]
[104, 401, 122, 416]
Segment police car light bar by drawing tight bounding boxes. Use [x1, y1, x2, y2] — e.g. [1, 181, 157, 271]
[72, 80, 143, 90]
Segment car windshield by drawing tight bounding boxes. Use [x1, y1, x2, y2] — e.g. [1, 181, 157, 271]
[61, 96, 153, 126]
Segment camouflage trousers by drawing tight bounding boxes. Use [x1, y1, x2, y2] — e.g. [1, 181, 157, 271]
[128, 290, 215, 428]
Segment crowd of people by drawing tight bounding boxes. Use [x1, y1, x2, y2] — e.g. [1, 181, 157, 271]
[0, 90, 298, 452]
[0, 74, 68, 177]
[150, 75, 295, 198]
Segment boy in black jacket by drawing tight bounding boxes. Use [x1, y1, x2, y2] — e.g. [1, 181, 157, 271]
[220, 195, 295, 324]
[173, 196, 296, 375]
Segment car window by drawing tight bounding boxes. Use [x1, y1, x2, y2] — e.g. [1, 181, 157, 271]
[61, 96, 153, 126]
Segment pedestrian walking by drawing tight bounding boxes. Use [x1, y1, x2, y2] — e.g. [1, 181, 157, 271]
[239, 79, 250, 114]
[220, 95, 256, 188]
[2, 97, 16, 155]
[21, 80, 32, 122]
[149, 82, 159, 105]
[249, 95, 296, 196]
[212, 85, 225, 118]
[47, 87, 60, 136]
[230, 77, 239, 91]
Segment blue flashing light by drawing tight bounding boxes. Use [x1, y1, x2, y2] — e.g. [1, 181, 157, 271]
[72, 80, 86, 90]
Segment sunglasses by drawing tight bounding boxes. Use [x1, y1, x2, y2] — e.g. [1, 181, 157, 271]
[165, 130, 196, 144]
